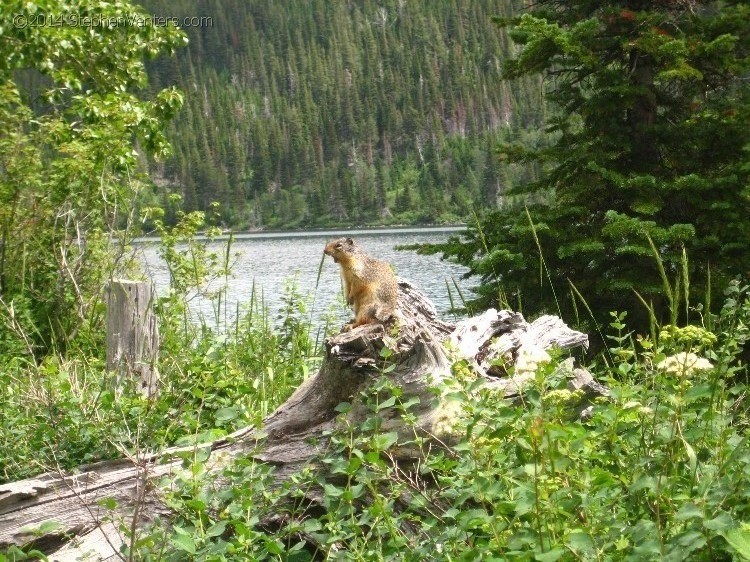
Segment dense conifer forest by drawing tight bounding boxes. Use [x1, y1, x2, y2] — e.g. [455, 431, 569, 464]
[139, 0, 543, 228]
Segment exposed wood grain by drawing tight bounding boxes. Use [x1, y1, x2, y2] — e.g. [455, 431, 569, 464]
[106, 280, 159, 397]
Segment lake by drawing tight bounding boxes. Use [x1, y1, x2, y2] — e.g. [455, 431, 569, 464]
[136, 227, 474, 333]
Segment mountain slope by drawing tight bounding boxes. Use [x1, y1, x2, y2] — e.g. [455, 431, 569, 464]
[140, 0, 542, 228]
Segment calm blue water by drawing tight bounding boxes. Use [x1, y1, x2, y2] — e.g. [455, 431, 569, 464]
[136, 227, 473, 333]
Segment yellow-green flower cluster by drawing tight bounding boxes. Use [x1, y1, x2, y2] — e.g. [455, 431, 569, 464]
[659, 325, 717, 350]
[451, 359, 476, 382]
[544, 388, 584, 407]
[433, 398, 464, 438]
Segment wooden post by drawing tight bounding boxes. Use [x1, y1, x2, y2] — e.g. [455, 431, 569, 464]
[106, 279, 159, 397]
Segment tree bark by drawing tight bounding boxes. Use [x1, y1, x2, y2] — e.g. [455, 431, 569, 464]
[0, 280, 604, 560]
[106, 280, 159, 397]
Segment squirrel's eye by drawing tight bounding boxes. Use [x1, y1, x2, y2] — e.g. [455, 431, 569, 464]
[336, 243, 342, 248]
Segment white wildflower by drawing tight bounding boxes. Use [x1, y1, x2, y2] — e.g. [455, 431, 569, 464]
[515, 346, 551, 375]
[657, 352, 713, 377]
[432, 398, 464, 438]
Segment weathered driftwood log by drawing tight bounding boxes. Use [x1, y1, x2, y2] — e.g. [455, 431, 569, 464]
[106, 280, 159, 397]
[0, 280, 605, 561]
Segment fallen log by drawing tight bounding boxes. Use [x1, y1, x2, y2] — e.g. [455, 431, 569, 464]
[0, 280, 605, 560]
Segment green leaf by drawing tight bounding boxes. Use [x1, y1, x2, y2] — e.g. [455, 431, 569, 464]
[566, 531, 594, 553]
[373, 431, 399, 450]
[674, 530, 706, 551]
[720, 527, 750, 560]
[364, 451, 385, 465]
[704, 511, 734, 531]
[535, 548, 566, 562]
[97, 497, 118, 511]
[323, 484, 344, 498]
[303, 519, 322, 533]
[629, 475, 657, 493]
[265, 538, 285, 555]
[170, 533, 196, 554]
[215, 407, 238, 422]
[194, 447, 211, 463]
[378, 396, 396, 410]
[185, 499, 206, 512]
[402, 396, 421, 409]
[347, 456, 363, 474]
[457, 508, 490, 530]
[683, 439, 697, 475]
[20, 520, 63, 536]
[206, 521, 227, 537]
[0, 547, 32, 561]
[334, 402, 351, 413]
[675, 503, 703, 520]
[516, 437, 533, 450]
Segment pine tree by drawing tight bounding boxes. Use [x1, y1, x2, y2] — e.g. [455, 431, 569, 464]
[436, 1, 750, 326]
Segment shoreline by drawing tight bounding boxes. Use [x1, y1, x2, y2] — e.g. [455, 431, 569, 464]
[133, 224, 468, 244]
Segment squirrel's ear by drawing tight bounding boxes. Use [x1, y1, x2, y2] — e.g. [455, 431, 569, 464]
[346, 237, 353, 244]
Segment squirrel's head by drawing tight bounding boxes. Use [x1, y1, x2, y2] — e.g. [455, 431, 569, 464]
[324, 237, 358, 263]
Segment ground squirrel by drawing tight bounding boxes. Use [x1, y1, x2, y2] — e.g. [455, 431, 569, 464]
[324, 237, 398, 330]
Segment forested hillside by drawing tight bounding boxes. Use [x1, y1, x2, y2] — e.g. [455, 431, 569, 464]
[139, 0, 543, 228]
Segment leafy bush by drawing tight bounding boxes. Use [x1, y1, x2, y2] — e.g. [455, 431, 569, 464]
[0, 0, 185, 356]
[0, 293, 317, 484]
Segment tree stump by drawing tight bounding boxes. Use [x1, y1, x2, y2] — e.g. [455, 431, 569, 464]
[0, 280, 605, 560]
[106, 280, 159, 397]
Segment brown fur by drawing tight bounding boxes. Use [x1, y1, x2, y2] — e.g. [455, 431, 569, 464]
[324, 237, 398, 330]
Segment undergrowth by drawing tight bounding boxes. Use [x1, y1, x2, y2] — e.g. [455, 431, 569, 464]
[121, 282, 750, 561]
[0, 209, 323, 483]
